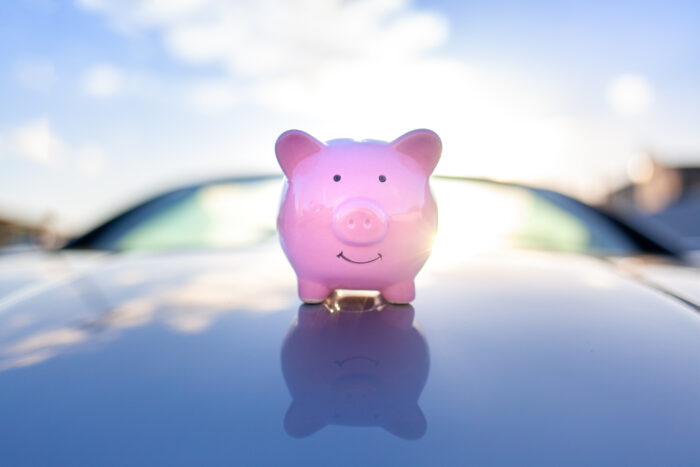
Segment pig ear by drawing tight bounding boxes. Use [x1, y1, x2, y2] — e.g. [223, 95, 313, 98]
[276, 130, 325, 177]
[391, 129, 442, 175]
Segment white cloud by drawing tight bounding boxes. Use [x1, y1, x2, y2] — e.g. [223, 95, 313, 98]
[187, 80, 239, 113]
[11, 118, 65, 165]
[75, 0, 638, 201]
[13, 59, 57, 92]
[607, 74, 654, 115]
[74, 144, 107, 175]
[76, 0, 453, 119]
[77, 0, 448, 77]
[0, 118, 109, 175]
[81, 63, 124, 97]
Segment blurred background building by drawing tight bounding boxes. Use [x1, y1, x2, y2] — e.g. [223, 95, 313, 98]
[607, 157, 700, 250]
[0, 212, 63, 250]
[0, 215, 39, 248]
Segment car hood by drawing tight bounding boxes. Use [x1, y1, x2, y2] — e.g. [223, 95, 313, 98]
[1, 246, 700, 466]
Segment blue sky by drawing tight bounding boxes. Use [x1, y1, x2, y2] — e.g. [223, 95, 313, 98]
[1, 0, 699, 234]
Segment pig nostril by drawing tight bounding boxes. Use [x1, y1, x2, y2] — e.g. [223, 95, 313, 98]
[363, 218, 372, 229]
[347, 218, 355, 229]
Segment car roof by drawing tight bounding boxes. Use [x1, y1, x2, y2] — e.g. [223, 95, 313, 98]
[0, 247, 700, 465]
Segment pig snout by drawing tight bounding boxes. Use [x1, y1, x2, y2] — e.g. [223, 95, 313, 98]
[333, 199, 388, 246]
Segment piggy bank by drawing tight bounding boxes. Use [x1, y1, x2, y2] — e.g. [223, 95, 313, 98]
[276, 129, 441, 304]
[281, 294, 430, 439]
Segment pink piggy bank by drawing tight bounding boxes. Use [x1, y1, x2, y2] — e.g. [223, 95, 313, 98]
[276, 129, 441, 304]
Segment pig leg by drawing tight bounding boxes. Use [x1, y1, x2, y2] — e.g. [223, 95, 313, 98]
[382, 281, 415, 304]
[298, 279, 331, 304]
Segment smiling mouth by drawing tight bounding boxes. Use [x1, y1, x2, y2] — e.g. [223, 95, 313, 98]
[337, 251, 382, 264]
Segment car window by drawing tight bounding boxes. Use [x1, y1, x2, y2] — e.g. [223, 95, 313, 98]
[115, 180, 281, 251]
[432, 178, 637, 256]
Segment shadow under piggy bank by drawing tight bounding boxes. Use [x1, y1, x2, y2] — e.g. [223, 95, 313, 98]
[280, 293, 430, 440]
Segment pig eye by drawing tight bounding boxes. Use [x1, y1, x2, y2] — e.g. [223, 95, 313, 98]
[378, 175, 387, 183]
[333, 174, 341, 182]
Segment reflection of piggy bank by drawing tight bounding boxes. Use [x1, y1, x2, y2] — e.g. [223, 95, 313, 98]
[281, 294, 430, 439]
[275, 129, 441, 304]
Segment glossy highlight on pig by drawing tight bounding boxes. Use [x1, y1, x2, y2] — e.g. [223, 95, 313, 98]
[276, 129, 441, 304]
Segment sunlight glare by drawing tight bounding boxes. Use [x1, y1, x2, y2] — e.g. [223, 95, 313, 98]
[607, 74, 653, 115]
[430, 180, 528, 266]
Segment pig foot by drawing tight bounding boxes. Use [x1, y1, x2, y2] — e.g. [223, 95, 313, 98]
[298, 280, 331, 304]
[382, 281, 415, 304]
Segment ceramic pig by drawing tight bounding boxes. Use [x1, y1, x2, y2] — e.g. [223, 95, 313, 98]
[276, 129, 441, 304]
